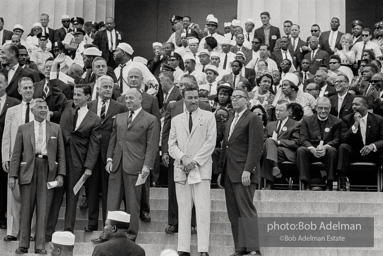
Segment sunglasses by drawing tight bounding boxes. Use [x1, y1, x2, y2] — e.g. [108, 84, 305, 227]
[311, 30, 318, 32]
[329, 62, 339, 64]
[362, 34, 370, 37]
[62, 20, 70, 23]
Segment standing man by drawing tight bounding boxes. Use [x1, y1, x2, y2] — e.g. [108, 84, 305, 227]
[198, 16, 225, 52]
[218, 89, 263, 256]
[274, 20, 293, 52]
[314, 70, 336, 98]
[321, 17, 344, 55]
[0, 73, 20, 230]
[40, 13, 55, 45]
[168, 83, 216, 256]
[351, 20, 363, 46]
[253, 12, 281, 52]
[85, 76, 127, 233]
[183, 54, 207, 85]
[9, 98, 65, 254]
[82, 47, 117, 84]
[2, 77, 33, 241]
[220, 38, 236, 71]
[93, 17, 123, 69]
[330, 74, 354, 119]
[159, 72, 182, 115]
[231, 34, 252, 65]
[289, 24, 306, 62]
[106, 88, 159, 242]
[271, 36, 297, 70]
[303, 36, 329, 75]
[54, 15, 71, 44]
[0, 18, 13, 47]
[243, 19, 256, 49]
[351, 28, 382, 62]
[46, 85, 101, 240]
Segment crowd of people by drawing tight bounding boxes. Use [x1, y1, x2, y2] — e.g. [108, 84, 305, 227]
[0, 9, 382, 256]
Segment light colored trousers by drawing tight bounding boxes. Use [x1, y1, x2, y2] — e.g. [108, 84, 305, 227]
[176, 179, 211, 253]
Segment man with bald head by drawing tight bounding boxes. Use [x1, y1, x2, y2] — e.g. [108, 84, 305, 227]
[303, 36, 329, 74]
[106, 88, 159, 241]
[314, 69, 336, 98]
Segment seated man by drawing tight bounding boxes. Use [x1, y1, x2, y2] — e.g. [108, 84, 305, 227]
[297, 97, 342, 190]
[51, 231, 75, 256]
[261, 100, 300, 189]
[338, 96, 383, 191]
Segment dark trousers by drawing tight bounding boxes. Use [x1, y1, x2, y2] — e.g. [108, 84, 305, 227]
[0, 162, 7, 224]
[297, 146, 337, 181]
[19, 157, 53, 250]
[107, 52, 116, 69]
[107, 165, 143, 242]
[337, 143, 381, 173]
[261, 139, 290, 182]
[139, 175, 150, 217]
[87, 157, 109, 228]
[224, 171, 259, 252]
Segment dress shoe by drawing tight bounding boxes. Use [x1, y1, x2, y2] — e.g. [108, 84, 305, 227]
[339, 186, 347, 191]
[245, 251, 262, 256]
[262, 183, 273, 190]
[15, 247, 28, 254]
[191, 226, 197, 234]
[35, 249, 47, 254]
[140, 212, 151, 222]
[91, 236, 109, 244]
[200, 252, 209, 256]
[3, 235, 17, 241]
[177, 252, 191, 256]
[230, 252, 246, 256]
[311, 186, 323, 191]
[79, 200, 88, 209]
[165, 224, 178, 234]
[84, 225, 98, 232]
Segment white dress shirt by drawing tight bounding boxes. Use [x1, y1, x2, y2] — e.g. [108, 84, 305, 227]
[130, 107, 142, 122]
[0, 94, 6, 114]
[0, 30, 3, 47]
[329, 30, 339, 51]
[107, 29, 117, 51]
[34, 119, 47, 155]
[319, 84, 328, 98]
[75, 105, 89, 130]
[351, 40, 383, 61]
[73, 41, 86, 68]
[7, 63, 19, 85]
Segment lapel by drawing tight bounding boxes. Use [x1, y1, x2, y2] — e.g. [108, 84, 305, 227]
[46, 121, 51, 145]
[128, 109, 144, 130]
[8, 66, 21, 86]
[190, 109, 203, 137]
[277, 118, 289, 138]
[322, 116, 333, 142]
[76, 109, 92, 131]
[229, 110, 248, 142]
[312, 116, 322, 140]
[366, 114, 373, 142]
[29, 122, 36, 152]
[89, 100, 97, 114]
[167, 87, 177, 103]
[340, 93, 350, 111]
[0, 95, 9, 117]
[311, 50, 319, 63]
[335, 32, 342, 45]
[104, 100, 118, 122]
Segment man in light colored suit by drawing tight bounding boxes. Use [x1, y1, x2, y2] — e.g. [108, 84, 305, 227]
[2, 77, 34, 241]
[168, 83, 216, 256]
[9, 98, 66, 254]
[106, 88, 159, 242]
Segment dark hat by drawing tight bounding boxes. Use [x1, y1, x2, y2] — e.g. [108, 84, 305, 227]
[98, 21, 105, 28]
[186, 30, 199, 39]
[37, 33, 48, 40]
[73, 28, 85, 35]
[217, 83, 233, 94]
[170, 15, 183, 24]
[71, 17, 85, 25]
[169, 51, 181, 60]
[351, 20, 364, 28]
[374, 22, 380, 29]
[161, 63, 176, 72]
[52, 41, 64, 50]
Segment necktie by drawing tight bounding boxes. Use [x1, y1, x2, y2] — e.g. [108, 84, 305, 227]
[361, 42, 367, 58]
[119, 64, 126, 93]
[311, 50, 315, 61]
[164, 93, 168, 103]
[223, 53, 228, 69]
[329, 31, 334, 50]
[276, 121, 282, 134]
[209, 83, 212, 93]
[228, 114, 239, 139]
[73, 107, 79, 131]
[233, 74, 237, 87]
[127, 111, 134, 126]
[292, 38, 296, 51]
[193, 53, 196, 59]
[108, 31, 113, 51]
[338, 96, 344, 117]
[100, 100, 106, 119]
[202, 65, 205, 72]
[360, 118, 366, 145]
[43, 82, 49, 99]
[247, 33, 250, 41]
[304, 72, 308, 82]
[283, 51, 287, 59]
[189, 112, 193, 133]
[25, 102, 30, 123]
[36, 123, 43, 154]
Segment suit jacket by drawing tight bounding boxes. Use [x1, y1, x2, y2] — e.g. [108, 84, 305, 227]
[169, 108, 216, 180]
[231, 45, 252, 65]
[107, 109, 159, 174]
[1, 66, 35, 100]
[290, 37, 306, 64]
[60, 101, 101, 171]
[341, 112, 383, 151]
[265, 118, 300, 162]
[88, 82, 121, 101]
[329, 93, 354, 119]
[322, 84, 336, 98]
[33, 80, 68, 123]
[0, 96, 20, 163]
[162, 100, 212, 154]
[254, 25, 281, 52]
[161, 86, 182, 116]
[303, 49, 330, 75]
[2, 30, 13, 45]
[351, 35, 363, 48]
[93, 30, 123, 62]
[88, 99, 127, 163]
[53, 27, 69, 43]
[219, 73, 248, 88]
[24, 66, 42, 82]
[9, 121, 66, 185]
[321, 30, 344, 55]
[92, 233, 145, 256]
[271, 49, 298, 69]
[82, 68, 118, 84]
[300, 114, 342, 148]
[244, 68, 256, 80]
[219, 109, 264, 184]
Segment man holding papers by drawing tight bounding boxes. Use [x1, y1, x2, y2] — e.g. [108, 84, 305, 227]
[9, 98, 66, 254]
[168, 84, 216, 256]
[106, 88, 159, 242]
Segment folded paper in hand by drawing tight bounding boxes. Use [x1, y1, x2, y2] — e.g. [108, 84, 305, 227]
[135, 173, 148, 186]
[187, 165, 201, 185]
[47, 181, 58, 189]
[73, 174, 87, 195]
[174, 164, 201, 184]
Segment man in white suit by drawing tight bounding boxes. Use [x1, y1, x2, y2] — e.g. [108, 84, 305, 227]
[2, 77, 34, 241]
[168, 84, 216, 256]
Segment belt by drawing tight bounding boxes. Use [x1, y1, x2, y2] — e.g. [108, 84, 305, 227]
[35, 154, 48, 159]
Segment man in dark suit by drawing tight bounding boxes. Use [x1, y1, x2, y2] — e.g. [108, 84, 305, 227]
[261, 100, 300, 188]
[85, 76, 127, 233]
[40, 13, 55, 45]
[231, 34, 252, 65]
[219, 60, 248, 88]
[299, 58, 315, 86]
[93, 17, 123, 69]
[297, 97, 342, 190]
[218, 89, 263, 256]
[46, 84, 101, 240]
[53, 15, 71, 43]
[338, 96, 383, 190]
[159, 72, 182, 116]
[81, 47, 117, 84]
[235, 52, 256, 82]
[330, 74, 355, 119]
[0, 18, 13, 45]
[9, 98, 65, 254]
[0, 73, 20, 229]
[17, 45, 43, 82]
[303, 36, 330, 75]
[271, 36, 297, 69]
[351, 20, 363, 47]
[321, 17, 344, 55]
[253, 12, 281, 52]
[0, 44, 35, 100]
[106, 88, 159, 242]
[162, 75, 211, 234]
[314, 70, 336, 98]
[290, 24, 306, 64]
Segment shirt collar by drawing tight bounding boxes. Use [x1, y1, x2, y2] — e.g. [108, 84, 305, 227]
[317, 115, 329, 121]
[263, 24, 271, 29]
[34, 119, 46, 126]
[0, 94, 6, 102]
[361, 112, 368, 122]
[131, 107, 142, 115]
[235, 107, 247, 118]
[7, 63, 19, 71]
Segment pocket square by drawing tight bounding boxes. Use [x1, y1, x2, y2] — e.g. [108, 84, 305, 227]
[51, 136, 57, 139]
[20, 162, 26, 165]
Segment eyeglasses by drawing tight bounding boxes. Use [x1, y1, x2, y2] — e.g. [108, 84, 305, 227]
[334, 80, 346, 84]
[305, 88, 317, 91]
[329, 62, 339, 64]
[317, 107, 330, 111]
[230, 95, 247, 100]
[362, 34, 370, 37]
[311, 30, 318, 32]
[62, 20, 70, 23]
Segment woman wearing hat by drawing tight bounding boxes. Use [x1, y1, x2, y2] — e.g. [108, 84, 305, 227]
[212, 83, 233, 113]
[26, 22, 52, 54]
[250, 71, 274, 117]
[279, 73, 316, 117]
